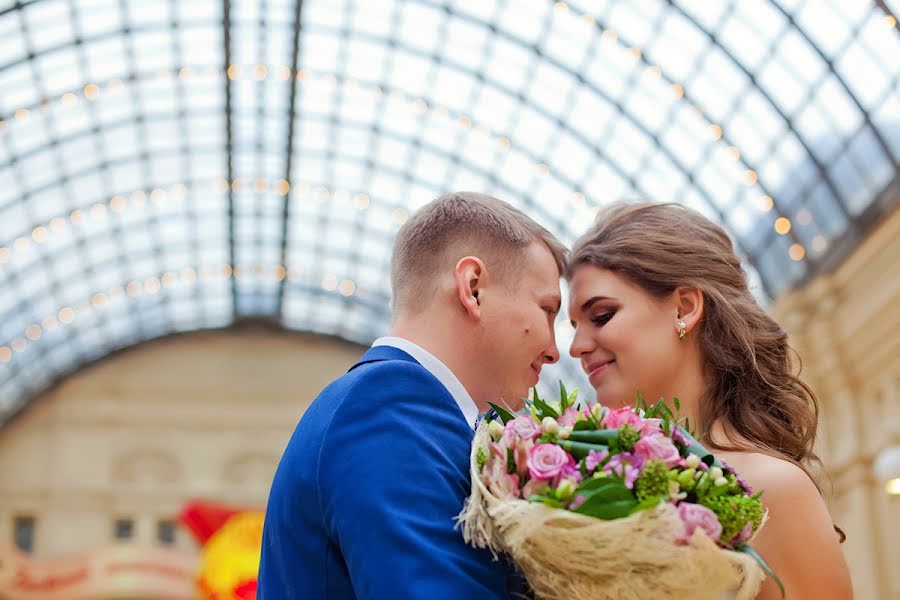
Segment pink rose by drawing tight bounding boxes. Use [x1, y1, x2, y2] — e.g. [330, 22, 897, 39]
[527, 443, 573, 481]
[602, 407, 643, 430]
[677, 503, 723, 544]
[633, 432, 682, 467]
[504, 415, 542, 442]
[557, 406, 580, 428]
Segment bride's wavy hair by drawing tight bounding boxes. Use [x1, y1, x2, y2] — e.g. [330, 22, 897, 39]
[567, 201, 844, 540]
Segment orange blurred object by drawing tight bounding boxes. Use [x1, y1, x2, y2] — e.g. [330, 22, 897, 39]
[178, 500, 264, 600]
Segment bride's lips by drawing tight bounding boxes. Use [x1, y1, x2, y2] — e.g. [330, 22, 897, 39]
[585, 359, 615, 381]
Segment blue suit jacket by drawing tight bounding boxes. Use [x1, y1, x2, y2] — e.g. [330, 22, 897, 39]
[257, 345, 521, 599]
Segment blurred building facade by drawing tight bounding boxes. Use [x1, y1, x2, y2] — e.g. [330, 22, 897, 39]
[0, 329, 363, 597]
[773, 200, 900, 599]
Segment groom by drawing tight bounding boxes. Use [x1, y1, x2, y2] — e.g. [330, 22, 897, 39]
[258, 191, 567, 599]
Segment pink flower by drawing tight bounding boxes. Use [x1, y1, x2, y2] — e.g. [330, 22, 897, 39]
[730, 522, 754, 545]
[677, 503, 723, 544]
[568, 495, 587, 510]
[504, 414, 543, 442]
[603, 454, 643, 489]
[585, 449, 609, 473]
[642, 417, 663, 433]
[557, 406, 580, 428]
[602, 407, 643, 430]
[527, 443, 573, 481]
[633, 432, 682, 467]
[490, 439, 508, 460]
[513, 438, 534, 479]
[483, 458, 520, 500]
[521, 477, 550, 499]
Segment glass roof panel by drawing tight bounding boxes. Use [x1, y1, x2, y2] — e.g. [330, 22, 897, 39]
[0, 0, 898, 424]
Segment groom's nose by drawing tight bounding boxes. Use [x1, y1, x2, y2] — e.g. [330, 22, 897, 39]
[543, 332, 560, 364]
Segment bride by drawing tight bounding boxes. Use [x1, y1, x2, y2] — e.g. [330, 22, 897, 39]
[565, 202, 853, 599]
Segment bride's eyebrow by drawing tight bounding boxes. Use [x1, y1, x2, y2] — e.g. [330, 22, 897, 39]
[579, 296, 615, 313]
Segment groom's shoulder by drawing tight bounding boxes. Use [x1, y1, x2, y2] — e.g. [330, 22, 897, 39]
[333, 353, 446, 405]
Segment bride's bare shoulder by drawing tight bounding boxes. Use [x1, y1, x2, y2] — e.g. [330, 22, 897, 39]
[717, 451, 852, 598]
[717, 451, 813, 495]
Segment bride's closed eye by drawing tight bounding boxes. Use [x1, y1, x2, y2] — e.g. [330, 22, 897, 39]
[591, 311, 615, 326]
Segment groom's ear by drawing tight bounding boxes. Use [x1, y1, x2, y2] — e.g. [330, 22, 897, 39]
[455, 256, 486, 320]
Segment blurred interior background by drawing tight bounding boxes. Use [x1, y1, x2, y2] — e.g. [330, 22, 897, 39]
[0, 0, 897, 597]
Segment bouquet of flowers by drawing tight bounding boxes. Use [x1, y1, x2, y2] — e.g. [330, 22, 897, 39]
[458, 384, 782, 600]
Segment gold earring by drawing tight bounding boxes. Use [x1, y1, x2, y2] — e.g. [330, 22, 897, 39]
[677, 320, 687, 340]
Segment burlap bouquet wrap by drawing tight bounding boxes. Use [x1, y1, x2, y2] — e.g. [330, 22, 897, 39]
[458, 422, 766, 600]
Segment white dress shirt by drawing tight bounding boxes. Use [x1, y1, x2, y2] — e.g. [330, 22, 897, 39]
[372, 336, 480, 431]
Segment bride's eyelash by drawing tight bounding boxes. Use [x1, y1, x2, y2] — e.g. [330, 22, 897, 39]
[592, 312, 614, 326]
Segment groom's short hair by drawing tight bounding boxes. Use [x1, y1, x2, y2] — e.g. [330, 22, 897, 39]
[390, 191, 567, 314]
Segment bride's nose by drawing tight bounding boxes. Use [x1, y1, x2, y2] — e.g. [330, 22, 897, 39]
[568, 323, 595, 358]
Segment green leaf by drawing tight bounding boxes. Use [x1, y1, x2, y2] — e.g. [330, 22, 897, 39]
[528, 494, 564, 509]
[533, 395, 560, 420]
[566, 429, 620, 445]
[573, 479, 638, 520]
[573, 419, 594, 431]
[673, 396, 681, 412]
[487, 402, 514, 425]
[628, 496, 665, 515]
[559, 381, 569, 412]
[557, 440, 612, 460]
[636, 390, 647, 412]
[736, 544, 785, 598]
[575, 477, 623, 495]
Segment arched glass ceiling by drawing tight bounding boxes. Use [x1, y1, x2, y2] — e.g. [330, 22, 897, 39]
[0, 0, 898, 424]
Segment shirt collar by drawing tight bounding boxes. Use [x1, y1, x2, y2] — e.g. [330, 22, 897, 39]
[372, 336, 480, 430]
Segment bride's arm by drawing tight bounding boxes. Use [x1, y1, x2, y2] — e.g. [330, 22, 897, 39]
[744, 456, 853, 599]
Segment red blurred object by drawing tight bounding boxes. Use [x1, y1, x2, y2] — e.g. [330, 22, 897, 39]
[177, 499, 242, 545]
[233, 580, 257, 600]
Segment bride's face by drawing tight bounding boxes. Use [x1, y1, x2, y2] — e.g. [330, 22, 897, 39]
[567, 265, 682, 409]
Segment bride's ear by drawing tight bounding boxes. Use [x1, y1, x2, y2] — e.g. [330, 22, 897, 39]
[455, 256, 486, 320]
[673, 286, 703, 336]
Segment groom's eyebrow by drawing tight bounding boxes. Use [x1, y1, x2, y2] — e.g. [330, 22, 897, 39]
[542, 293, 562, 313]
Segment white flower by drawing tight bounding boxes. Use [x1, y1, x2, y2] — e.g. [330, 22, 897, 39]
[714, 476, 728, 487]
[709, 466, 724, 480]
[542, 416, 560, 434]
[557, 426, 573, 440]
[685, 454, 701, 469]
[488, 419, 505, 441]
[556, 478, 575, 499]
